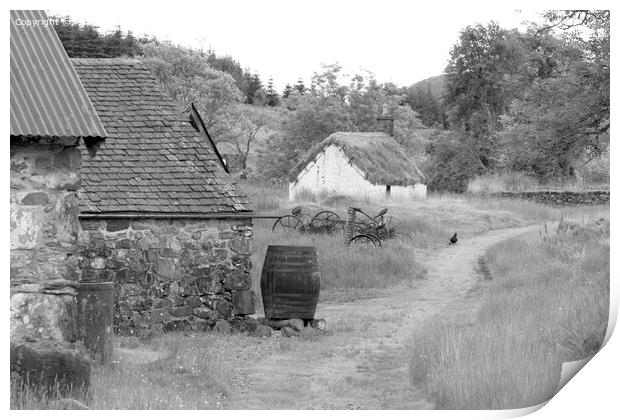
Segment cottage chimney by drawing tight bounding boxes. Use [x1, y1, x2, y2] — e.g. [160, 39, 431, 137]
[376, 103, 394, 137]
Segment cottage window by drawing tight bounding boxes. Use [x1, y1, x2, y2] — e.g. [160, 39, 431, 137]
[386, 185, 391, 197]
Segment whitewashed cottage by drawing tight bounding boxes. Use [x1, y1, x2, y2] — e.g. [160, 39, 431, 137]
[288, 111, 427, 201]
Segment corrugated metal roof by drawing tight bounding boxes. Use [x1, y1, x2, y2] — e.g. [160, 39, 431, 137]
[10, 10, 106, 139]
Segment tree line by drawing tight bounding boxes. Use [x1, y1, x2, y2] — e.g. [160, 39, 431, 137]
[51, 15, 281, 107]
[54, 11, 609, 190]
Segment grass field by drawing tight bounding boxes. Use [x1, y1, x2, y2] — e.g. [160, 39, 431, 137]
[407, 216, 610, 409]
[11, 181, 610, 409]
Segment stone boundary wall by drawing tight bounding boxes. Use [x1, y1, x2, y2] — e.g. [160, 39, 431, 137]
[79, 217, 255, 335]
[490, 191, 609, 206]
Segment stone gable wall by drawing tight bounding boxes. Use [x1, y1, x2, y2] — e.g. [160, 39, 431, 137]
[79, 217, 255, 335]
[10, 138, 92, 393]
[10, 140, 83, 340]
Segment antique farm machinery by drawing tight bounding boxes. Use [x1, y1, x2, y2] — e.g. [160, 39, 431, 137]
[343, 207, 406, 246]
[272, 206, 343, 235]
[272, 206, 406, 246]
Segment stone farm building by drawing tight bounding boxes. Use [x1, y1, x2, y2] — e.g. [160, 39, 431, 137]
[289, 132, 427, 201]
[71, 58, 255, 334]
[10, 10, 107, 391]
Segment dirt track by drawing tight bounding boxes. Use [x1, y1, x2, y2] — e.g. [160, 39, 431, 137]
[225, 225, 541, 409]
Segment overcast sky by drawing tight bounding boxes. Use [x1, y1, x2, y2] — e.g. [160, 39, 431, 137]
[49, 1, 547, 91]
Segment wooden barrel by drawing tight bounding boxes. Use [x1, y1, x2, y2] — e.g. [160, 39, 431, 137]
[260, 245, 320, 320]
[76, 282, 114, 364]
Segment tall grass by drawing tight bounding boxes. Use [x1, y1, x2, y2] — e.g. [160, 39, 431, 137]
[408, 219, 610, 409]
[467, 170, 609, 193]
[291, 187, 332, 204]
[426, 191, 609, 224]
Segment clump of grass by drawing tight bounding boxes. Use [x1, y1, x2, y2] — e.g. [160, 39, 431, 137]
[10, 377, 90, 410]
[408, 219, 609, 409]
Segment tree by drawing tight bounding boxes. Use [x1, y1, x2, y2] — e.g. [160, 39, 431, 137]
[424, 130, 486, 192]
[392, 105, 425, 146]
[140, 42, 244, 141]
[445, 23, 527, 128]
[406, 83, 446, 128]
[257, 133, 303, 180]
[52, 16, 142, 58]
[499, 11, 609, 180]
[444, 23, 529, 171]
[294, 78, 306, 95]
[206, 52, 245, 88]
[241, 72, 264, 104]
[284, 94, 352, 146]
[220, 106, 273, 171]
[282, 84, 293, 99]
[252, 87, 268, 106]
[265, 78, 280, 107]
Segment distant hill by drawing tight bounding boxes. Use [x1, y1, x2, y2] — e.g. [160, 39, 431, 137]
[409, 74, 447, 99]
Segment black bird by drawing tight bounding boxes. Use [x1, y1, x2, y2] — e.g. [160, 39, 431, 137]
[449, 232, 458, 245]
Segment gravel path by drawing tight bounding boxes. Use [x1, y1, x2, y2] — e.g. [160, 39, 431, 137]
[224, 225, 542, 409]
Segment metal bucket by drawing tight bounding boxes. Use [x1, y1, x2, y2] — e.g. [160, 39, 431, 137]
[260, 245, 320, 321]
[76, 282, 114, 364]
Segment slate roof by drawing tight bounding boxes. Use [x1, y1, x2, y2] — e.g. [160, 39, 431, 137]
[10, 10, 106, 140]
[72, 58, 250, 215]
[290, 132, 427, 186]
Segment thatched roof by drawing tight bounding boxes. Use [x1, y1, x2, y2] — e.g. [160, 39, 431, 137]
[290, 132, 427, 186]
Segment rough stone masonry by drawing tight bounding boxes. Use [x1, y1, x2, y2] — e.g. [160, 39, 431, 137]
[10, 139, 92, 392]
[79, 217, 255, 335]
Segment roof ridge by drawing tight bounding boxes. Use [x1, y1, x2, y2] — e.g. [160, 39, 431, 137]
[70, 57, 143, 65]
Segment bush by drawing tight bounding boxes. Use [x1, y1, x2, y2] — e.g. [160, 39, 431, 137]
[424, 130, 485, 193]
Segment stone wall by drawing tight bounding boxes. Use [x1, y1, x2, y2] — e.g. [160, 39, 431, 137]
[491, 191, 609, 206]
[79, 217, 255, 335]
[10, 137, 91, 392]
